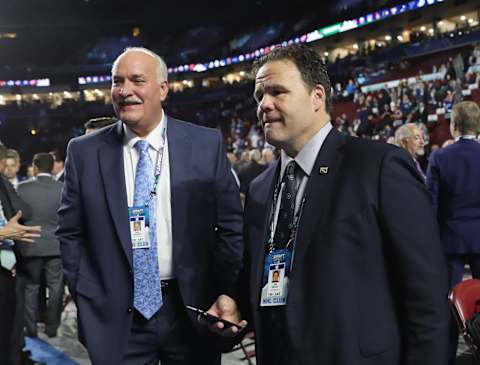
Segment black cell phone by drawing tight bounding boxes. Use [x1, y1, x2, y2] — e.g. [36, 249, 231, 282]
[185, 305, 243, 330]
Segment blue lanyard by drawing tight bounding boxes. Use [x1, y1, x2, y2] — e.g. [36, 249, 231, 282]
[145, 119, 167, 207]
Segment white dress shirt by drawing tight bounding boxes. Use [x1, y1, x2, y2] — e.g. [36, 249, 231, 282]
[272, 122, 333, 236]
[123, 112, 174, 279]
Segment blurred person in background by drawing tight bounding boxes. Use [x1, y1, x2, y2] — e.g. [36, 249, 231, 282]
[395, 123, 426, 182]
[3, 150, 26, 191]
[49, 149, 65, 182]
[426, 101, 480, 365]
[17, 153, 64, 339]
[0, 143, 39, 365]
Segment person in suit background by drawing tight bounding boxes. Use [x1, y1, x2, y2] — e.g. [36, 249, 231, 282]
[17, 153, 64, 338]
[49, 149, 65, 182]
[0, 143, 39, 365]
[3, 149, 27, 191]
[426, 100, 480, 364]
[242, 44, 449, 365]
[394, 123, 426, 182]
[238, 149, 267, 194]
[57, 47, 245, 365]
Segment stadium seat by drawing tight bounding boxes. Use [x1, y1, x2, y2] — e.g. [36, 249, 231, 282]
[448, 279, 480, 361]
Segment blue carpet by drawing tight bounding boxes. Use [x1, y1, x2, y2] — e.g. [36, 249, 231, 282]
[25, 337, 78, 365]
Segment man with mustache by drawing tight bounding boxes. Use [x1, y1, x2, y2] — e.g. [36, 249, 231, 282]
[57, 47, 245, 365]
[242, 44, 449, 365]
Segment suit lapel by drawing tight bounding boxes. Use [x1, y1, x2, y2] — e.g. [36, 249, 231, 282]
[166, 117, 191, 269]
[98, 122, 132, 267]
[250, 162, 280, 306]
[291, 129, 345, 276]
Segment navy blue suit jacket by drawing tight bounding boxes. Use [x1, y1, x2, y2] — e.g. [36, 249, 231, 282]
[427, 138, 480, 254]
[57, 117, 244, 364]
[243, 129, 449, 365]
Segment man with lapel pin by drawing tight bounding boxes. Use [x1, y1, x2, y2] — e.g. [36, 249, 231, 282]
[57, 47, 245, 365]
[242, 44, 449, 365]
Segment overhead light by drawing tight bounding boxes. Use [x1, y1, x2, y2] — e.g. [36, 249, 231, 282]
[324, 52, 329, 56]
[438, 21, 444, 26]
[30, 129, 37, 135]
[385, 35, 392, 41]
[460, 15, 466, 21]
[420, 26, 426, 31]
[468, 18, 474, 24]
[353, 44, 359, 50]
[428, 28, 434, 34]
[397, 35, 403, 41]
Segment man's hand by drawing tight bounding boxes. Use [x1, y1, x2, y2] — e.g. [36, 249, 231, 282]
[206, 294, 248, 336]
[1, 211, 41, 243]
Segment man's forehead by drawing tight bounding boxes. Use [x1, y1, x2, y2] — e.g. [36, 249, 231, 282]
[255, 60, 296, 84]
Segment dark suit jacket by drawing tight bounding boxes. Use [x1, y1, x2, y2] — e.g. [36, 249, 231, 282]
[243, 129, 449, 365]
[238, 160, 267, 194]
[17, 175, 63, 257]
[426, 138, 480, 254]
[57, 117, 244, 364]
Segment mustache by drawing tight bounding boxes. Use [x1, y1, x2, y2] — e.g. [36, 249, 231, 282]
[119, 96, 142, 104]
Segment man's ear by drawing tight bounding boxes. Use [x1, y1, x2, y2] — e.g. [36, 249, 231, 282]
[159, 81, 169, 102]
[312, 84, 326, 113]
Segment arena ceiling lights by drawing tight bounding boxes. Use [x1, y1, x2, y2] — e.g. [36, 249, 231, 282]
[77, 0, 444, 86]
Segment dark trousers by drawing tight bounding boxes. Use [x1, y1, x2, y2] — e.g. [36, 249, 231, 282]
[258, 306, 297, 365]
[22, 256, 63, 336]
[10, 273, 25, 365]
[447, 253, 480, 364]
[0, 267, 15, 365]
[123, 282, 221, 365]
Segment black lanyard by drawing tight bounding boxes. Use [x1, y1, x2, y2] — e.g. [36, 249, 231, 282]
[267, 166, 307, 254]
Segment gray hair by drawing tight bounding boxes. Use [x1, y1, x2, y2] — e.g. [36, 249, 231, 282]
[112, 47, 168, 84]
[394, 123, 416, 146]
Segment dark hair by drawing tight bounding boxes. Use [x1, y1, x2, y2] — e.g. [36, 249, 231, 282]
[49, 148, 66, 163]
[251, 44, 332, 114]
[452, 101, 480, 135]
[84, 116, 117, 130]
[33, 153, 54, 173]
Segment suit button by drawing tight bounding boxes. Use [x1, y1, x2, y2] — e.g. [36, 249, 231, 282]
[127, 307, 133, 313]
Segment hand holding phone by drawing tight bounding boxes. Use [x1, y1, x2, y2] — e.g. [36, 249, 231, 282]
[186, 305, 244, 330]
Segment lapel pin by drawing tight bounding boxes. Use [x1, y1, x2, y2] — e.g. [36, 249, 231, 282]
[319, 166, 329, 174]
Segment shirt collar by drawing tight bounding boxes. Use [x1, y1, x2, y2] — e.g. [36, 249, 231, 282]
[280, 122, 333, 178]
[455, 135, 477, 141]
[123, 111, 166, 151]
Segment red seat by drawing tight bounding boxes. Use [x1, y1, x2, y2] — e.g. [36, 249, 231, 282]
[448, 279, 480, 360]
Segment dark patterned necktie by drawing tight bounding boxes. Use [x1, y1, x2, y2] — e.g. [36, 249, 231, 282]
[272, 161, 298, 249]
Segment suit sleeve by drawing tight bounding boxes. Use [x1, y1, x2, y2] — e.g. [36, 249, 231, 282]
[379, 148, 449, 365]
[212, 130, 244, 301]
[56, 140, 85, 298]
[4, 178, 32, 221]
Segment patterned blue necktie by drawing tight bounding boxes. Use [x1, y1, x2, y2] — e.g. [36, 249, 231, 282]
[132, 140, 162, 319]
